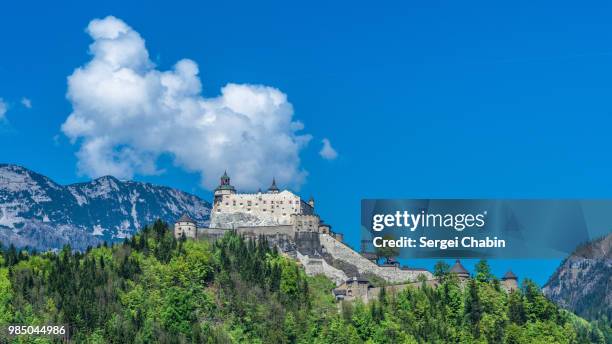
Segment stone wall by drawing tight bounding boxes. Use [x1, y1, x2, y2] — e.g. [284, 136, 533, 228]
[197, 228, 229, 241]
[235, 225, 295, 237]
[319, 234, 433, 284]
[294, 251, 348, 285]
[294, 231, 322, 256]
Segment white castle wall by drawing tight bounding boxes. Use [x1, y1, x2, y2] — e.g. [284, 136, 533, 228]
[292, 214, 320, 232]
[212, 190, 313, 226]
[319, 234, 433, 283]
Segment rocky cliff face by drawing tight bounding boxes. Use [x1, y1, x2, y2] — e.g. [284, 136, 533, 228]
[0, 164, 211, 250]
[542, 233, 611, 321]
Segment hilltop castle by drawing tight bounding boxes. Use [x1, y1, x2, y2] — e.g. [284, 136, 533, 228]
[174, 171, 336, 239]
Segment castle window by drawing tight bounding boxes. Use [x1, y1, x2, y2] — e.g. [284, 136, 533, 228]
[247, 201, 252, 206]
[232, 201, 236, 206]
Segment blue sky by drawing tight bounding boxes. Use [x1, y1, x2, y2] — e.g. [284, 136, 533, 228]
[3, 1, 612, 285]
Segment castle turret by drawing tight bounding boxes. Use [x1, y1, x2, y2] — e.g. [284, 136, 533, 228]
[501, 270, 518, 292]
[214, 171, 236, 205]
[268, 177, 279, 193]
[174, 213, 197, 239]
[450, 259, 470, 281]
[308, 195, 315, 208]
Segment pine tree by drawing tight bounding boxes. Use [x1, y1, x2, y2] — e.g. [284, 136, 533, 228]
[434, 260, 450, 280]
[475, 259, 493, 282]
[465, 279, 482, 337]
[508, 290, 526, 325]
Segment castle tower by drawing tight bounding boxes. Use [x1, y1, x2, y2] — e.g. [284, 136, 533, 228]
[308, 195, 315, 208]
[174, 213, 197, 239]
[501, 270, 518, 292]
[450, 259, 470, 281]
[268, 177, 279, 193]
[214, 171, 236, 206]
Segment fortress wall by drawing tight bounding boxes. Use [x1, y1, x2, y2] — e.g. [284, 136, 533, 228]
[354, 279, 438, 302]
[319, 234, 433, 283]
[236, 225, 295, 237]
[197, 228, 229, 240]
[192, 226, 435, 286]
[200, 228, 230, 235]
[294, 232, 322, 256]
[295, 251, 348, 285]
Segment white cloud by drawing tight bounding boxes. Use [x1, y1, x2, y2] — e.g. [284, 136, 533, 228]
[21, 97, 32, 108]
[0, 99, 7, 120]
[62, 16, 311, 191]
[319, 138, 338, 160]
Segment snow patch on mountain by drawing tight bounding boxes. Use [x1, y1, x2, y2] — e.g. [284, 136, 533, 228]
[68, 186, 88, 206]
[92, 225, 104, 236]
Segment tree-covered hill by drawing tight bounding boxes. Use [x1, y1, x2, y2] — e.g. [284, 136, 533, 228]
[0, 221, 607, 343]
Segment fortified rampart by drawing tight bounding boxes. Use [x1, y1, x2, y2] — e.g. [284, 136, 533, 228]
[318, 234, 433, 283]
[192, 226, 433, 285]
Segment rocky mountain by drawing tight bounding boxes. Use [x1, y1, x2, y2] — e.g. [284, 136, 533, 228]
[542, 232, 611, 321]
[0, 164, 211, 251]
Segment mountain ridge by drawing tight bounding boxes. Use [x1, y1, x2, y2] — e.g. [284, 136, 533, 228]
[542, 232, 611, 322]
[0, 163, 211, 250]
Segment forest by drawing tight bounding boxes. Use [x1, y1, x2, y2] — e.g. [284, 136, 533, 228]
[0, 221, 608, 343]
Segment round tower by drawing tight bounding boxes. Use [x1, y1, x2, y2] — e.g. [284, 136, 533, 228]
[450, 259, 470, 281]
[174, 213, 197, 239]
[501, 270, 518, 292]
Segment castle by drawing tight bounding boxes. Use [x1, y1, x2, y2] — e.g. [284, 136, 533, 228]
[213, 171, 314, 222]
[174, 171, 337, 239]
